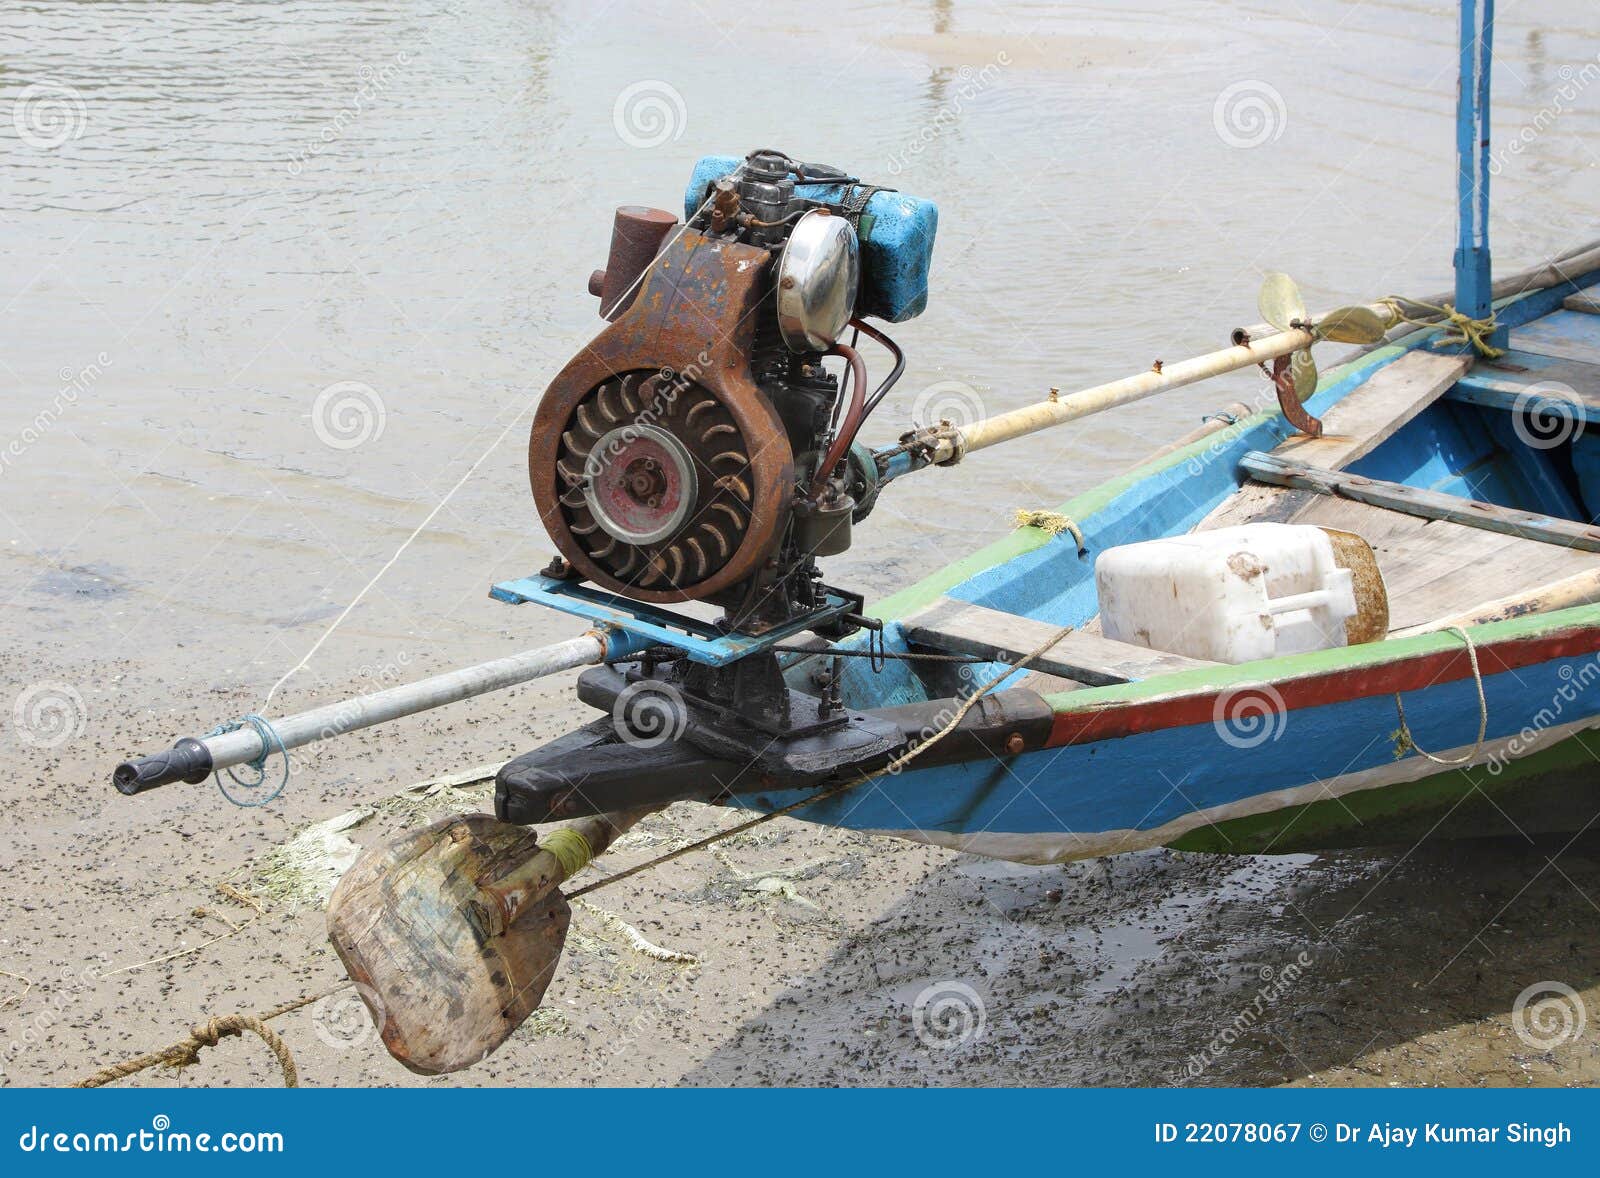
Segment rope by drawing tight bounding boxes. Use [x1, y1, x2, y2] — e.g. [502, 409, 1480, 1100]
[568, 621, 1075, 900]
[207, 713, 290, 807]
[540, 827, 593, 880]
[1391, 627, 1489, 766]
[69, 987, 344, 1088]
[259, 170, 745, 714]
[1014, 509, 1088, 556]
[1377, 296, 1505, 359]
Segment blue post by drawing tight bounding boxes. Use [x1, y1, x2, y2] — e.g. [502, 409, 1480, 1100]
[1454, 0, 1496, 323]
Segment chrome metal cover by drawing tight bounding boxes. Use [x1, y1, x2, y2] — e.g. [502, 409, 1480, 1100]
[775, 209, 860, 351]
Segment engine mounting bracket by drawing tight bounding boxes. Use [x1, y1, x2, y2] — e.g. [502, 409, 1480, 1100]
[489, 573, 861, 666]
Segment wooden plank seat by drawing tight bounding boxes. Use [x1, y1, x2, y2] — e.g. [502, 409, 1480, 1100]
[903, 598, 1216, 687]
[1201, 350, 1472, 531]
[1197, 347, 1600, 632]
[1447, 349, 1600, 422]
[1511, 309, 1600, 367]
[1240, 450, 1600, 553]
[1289, 495, 1598, 633]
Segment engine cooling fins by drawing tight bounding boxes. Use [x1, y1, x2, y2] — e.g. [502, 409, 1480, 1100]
[529, 225, 794, 606]
[552, 371, 760, 598]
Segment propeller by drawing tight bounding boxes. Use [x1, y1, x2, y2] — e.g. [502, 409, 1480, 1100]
[1257, 272, 1391, 401]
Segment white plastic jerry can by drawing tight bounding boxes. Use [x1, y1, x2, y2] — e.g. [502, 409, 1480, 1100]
[1095, 523, 1372, 664]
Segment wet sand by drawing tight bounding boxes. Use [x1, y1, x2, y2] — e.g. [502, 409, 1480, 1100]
[3, 635, 1597, 1087]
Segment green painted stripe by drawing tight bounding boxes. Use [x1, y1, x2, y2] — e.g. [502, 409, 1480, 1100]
[1041, 604, 1600, 714]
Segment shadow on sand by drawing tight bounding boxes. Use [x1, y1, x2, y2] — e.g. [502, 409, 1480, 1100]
[680, 832, 1600, 1086]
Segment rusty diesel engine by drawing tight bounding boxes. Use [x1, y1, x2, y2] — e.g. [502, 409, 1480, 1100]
[530, 148, 936, 635]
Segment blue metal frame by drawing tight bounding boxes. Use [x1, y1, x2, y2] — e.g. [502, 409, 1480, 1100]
[1455, 0, 1496, 322]
[490, 574, 859, 666]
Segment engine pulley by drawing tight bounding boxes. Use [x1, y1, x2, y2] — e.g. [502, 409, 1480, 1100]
[547, 371, 779, 599]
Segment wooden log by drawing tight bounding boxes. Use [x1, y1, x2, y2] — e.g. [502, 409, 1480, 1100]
[1391, 566, 1600, 636]
[1240, 450, 1600, 553]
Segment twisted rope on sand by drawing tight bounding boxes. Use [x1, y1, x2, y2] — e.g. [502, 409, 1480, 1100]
[70, 986, 347, 1089]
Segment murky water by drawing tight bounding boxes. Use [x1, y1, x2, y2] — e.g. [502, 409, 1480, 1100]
[4, 1, 1600, 1088]
[5, 0, 1599, 700]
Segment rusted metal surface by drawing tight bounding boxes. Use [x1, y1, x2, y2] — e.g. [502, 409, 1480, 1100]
[531, 228, 794, 604]
[1320, 526, 1390, 646]
[1269, 353, 1325, 437]
[590, 205, 678, 320]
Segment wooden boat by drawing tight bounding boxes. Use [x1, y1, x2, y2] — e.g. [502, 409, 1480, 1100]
[742, 272, 1600, 864]
[107, 1, 1600, 1076]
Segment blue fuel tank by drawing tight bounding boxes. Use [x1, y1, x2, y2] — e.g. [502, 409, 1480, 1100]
[684, 155, 937, 323]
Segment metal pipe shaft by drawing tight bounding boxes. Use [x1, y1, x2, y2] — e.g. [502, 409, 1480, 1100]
[877, 243, 1600, 484]
[114, 630, 638, 794]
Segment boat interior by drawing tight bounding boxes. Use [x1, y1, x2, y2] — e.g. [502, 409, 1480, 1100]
[859, 294, 1600, 703]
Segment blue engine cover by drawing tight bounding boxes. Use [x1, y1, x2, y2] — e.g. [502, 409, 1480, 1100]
[684, 155, 937, 323]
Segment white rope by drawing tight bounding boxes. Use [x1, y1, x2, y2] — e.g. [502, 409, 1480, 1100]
[262, 175, 741, 711]
[1392, 627, 1488, 766]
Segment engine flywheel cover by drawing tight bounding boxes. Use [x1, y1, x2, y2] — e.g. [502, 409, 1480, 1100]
[537, 371, 790, 602]
[531, 228, 792, 604]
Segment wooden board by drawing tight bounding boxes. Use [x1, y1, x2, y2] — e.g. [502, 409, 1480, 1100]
[1241, 450, 1600, 553]
[1270, 350, 1472, 470]
[1198, 350, 1471, 531]
[904, 597, 1216, 686]
[1564, 291, 1600, 316]
[1291, 494, 1598, 632]
[1447, 349, 1600, 420]
[1513, 309, 1600, 367]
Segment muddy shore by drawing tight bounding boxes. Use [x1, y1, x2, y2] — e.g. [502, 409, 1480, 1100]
[3, 634, 1597, 1088]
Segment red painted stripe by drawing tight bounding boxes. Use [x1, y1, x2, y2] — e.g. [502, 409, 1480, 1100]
[1048, 621, 1600, 747]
